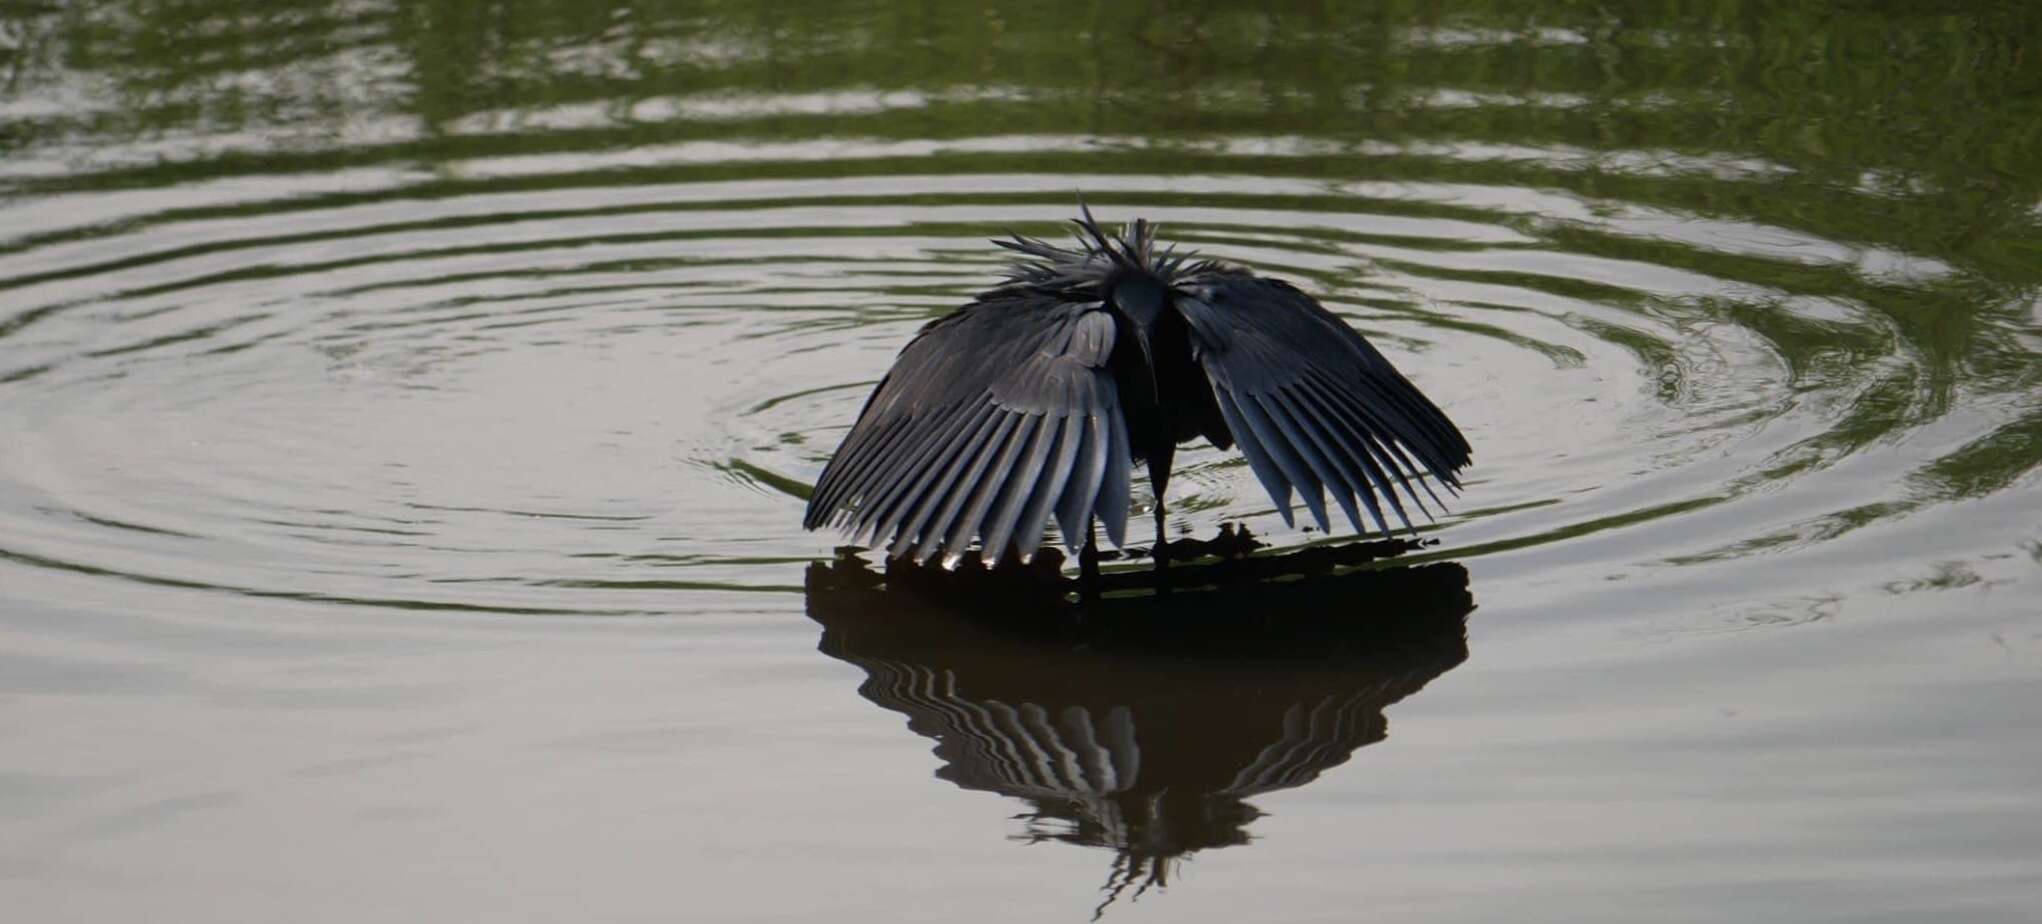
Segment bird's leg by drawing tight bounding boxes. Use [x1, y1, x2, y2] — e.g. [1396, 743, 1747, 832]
[1150, 500, 1172, 597]
[1146, 449, 1174, 584]
[1078, 515, 1100, 604]
[1153, 503, 1168, 565]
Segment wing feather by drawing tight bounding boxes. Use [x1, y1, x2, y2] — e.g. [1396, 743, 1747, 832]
[1312, 364, 1465, 491]
[889, 408, 1012, 560]
[1236, 391, 1331, 532]
[937, 413, 1036, 565]
[1264, 389, 1368, 534]
[1288, 381, 1396, 534]
[1177, 272, 1471, 537]
[1054, 409, 1107, 553]
[833, 399, 974, 533]
[1096, 405, 1133, 547]
[1298, 371, 1440, 519]
[976, 413, 1057, 564]
[806, 415, 902, 522]
[921, 412, 1026, 561]
[851, 398, 996, 546]
[1209, 386, 1296, 527]
[805, 296, 1130, 565]
[1014, 415, 1081, 561]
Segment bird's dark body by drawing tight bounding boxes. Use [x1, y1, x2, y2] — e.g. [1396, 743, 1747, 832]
[803, 207, 1472, 570]
[1103, 276, 1220, 470]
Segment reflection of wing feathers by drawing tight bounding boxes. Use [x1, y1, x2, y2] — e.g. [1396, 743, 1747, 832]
[804, 295, 1133, 564]
[1176, 271, 1471, 536]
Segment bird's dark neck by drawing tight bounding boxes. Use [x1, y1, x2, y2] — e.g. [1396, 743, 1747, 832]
[1107, 285, 1229, 468]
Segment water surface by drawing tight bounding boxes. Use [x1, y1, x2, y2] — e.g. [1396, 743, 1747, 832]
[3, 2, 2040, 920]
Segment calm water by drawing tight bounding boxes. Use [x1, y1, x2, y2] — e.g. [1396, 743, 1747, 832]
[4, 2, 2040, 920]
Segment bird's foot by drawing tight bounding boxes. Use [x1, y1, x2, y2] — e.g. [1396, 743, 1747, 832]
[1078, 540, 1101, 603]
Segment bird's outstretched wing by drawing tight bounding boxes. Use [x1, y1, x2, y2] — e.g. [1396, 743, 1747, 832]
[804, 295, 1132, 565]
[1174, 270, 1472, 536]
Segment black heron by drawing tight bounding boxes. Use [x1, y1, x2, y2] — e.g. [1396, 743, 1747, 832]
[802, 206, 1472, 583]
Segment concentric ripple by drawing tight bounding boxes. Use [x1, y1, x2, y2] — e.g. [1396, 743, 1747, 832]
[3, 160, 2035, 620]
[5, 5, 2042, 920]
[3, 0, 2039, 628]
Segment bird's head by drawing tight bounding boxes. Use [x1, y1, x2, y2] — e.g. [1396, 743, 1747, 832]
[1109, 272, 1169, 376]
[993, 203, 1207, 389]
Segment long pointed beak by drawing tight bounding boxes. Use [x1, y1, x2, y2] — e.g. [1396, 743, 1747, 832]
[1135, 325, 1160, 401]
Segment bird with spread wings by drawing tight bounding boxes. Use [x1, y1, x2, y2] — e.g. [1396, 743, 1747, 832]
[804, 206, 1471, 577]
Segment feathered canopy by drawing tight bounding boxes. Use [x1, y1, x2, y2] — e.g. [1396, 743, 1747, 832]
[805, 207, 1472, 567]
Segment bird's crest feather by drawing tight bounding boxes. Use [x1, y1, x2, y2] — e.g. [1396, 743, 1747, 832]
[993, 201, 1207, 294]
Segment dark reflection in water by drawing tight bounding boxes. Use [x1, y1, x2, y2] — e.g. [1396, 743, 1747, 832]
[807, 548, 1472, 915]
